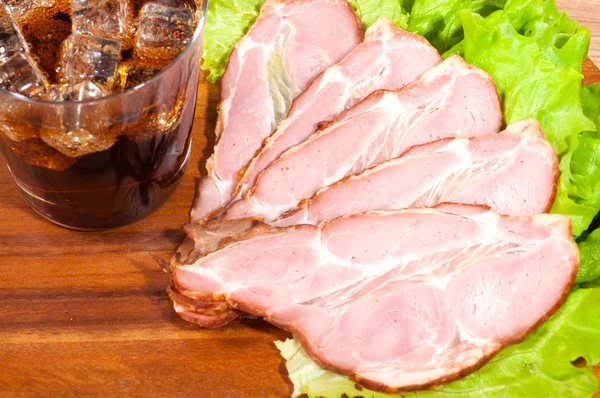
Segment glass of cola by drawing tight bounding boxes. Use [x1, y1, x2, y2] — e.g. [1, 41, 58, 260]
[0, 0, 206, 230]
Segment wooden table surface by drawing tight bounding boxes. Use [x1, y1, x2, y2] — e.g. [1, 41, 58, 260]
[2, 10, 600, 398]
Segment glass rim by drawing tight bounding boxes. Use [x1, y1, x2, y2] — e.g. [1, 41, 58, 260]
[0, 0, 208, 106]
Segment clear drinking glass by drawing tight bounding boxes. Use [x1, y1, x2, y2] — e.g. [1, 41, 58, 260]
[0, 0, 207, 231]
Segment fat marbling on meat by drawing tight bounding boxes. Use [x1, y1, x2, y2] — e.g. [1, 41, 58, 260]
[273, 119, 558, 227]
[215, 17, 442, 219]
[172, 54, 502, 328]
[171, 204, 579, 392]
[191, 0, 363, 222]
[223, 55, 502, 223]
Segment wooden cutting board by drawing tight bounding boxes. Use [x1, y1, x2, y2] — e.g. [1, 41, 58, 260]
[0, 60, 599, 397]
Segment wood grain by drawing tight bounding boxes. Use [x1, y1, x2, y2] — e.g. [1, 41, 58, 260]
[1, 60, 600, 398]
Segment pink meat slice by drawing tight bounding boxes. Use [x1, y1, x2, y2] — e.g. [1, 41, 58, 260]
[171, 204, 578, 392]
[223, 55, 502, 222]
[219, 18, 442, 217]
[173, 119, 555, 327]
[190, 0, 363, 222]
[273, 119, 558, 227]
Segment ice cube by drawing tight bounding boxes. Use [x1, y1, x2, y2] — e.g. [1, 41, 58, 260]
[0, 3, 8, 17]
[134, 2, 194, 64]
[0, 52, 49, 97]
[0, 118, 37, 141]
[115, 60, 162, 91]
[46, 81, 107, 101]
[40, 82, 115, 157]
[0, 15, 28, 64]
[0, 101, 44, 141]
[57, 34, 121, 90]
[41, 126, 115, 158]
[151, 0, 197, 11]
[16, 1, 71, 81]
[72, 0, 134, 49]
[1, 0, 53, 19]
[118, 97, 184, 143]
[5, 136, 77, 171]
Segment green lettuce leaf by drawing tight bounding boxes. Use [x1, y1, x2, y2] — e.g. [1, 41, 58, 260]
[503, 0, 544, 31]
[201, 0, 265, 83]
[348, 0, 409, 29]
[457, 4, 600, 238]
[440, 0, 546, 58]
[553, 83, 600, 236]
[577, 229, 600, 283]
[558, 135, 600, 234]
[582, 83, 600, 126]
[459, 8, 596, 236]
[567, 83, 600, 283]
[277, 288, 600, 398]
[407, 0, 505, 54]
[461, 9, 592, 158]
[407, 0, 546, 55]
[582, 275, 600, 289]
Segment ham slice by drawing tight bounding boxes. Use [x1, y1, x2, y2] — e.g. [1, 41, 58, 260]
[223, 55, 502, 223]
[172, 120, 556, 328]
[191, 0, 363, 222]
[171, 55, 502, 328]
[171, 204, 578, 392]
[273, 119, 558, 227]
[213, 18, 442, 220]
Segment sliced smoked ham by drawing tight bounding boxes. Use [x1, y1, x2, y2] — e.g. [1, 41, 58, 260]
[223, 55, 502, 223]
[191, 0, 363, 222]
[172, 55, 502, 328]
[171, 204, 578, 392]
[273, 119, 558, 227]
[169, 119, 559, 330]
[207, 18, 442, 220]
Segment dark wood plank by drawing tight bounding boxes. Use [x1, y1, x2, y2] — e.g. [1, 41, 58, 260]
[584, 58, 600, 86]
[0, 60, 599, 397]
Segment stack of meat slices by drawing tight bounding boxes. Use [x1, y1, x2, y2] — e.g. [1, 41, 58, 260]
[167, 0, 579, 393]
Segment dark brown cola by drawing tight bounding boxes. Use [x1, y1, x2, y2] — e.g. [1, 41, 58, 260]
[0, 0, 203, 229]
[0, 92, 195, 230]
